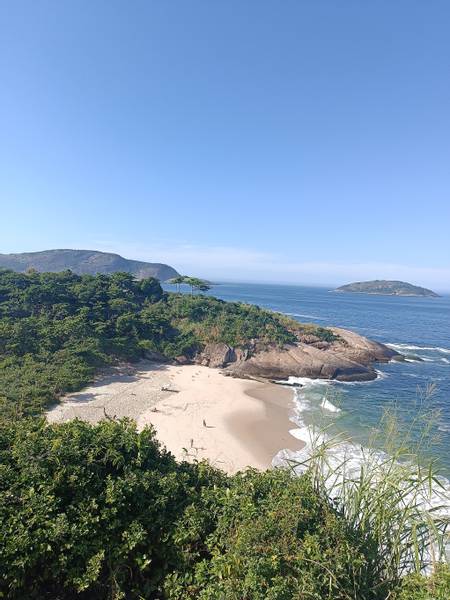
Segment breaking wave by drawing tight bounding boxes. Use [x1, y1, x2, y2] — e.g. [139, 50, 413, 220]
[387, 343, 450, 355]
[274, 378, 450, 567]
[285, 312, 326, 320]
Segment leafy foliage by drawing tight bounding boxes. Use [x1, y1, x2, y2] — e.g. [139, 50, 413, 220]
[3, 418, 446, 600]
[0, 269, 164, 417]
[393, 566, 450, 599]
[0, 270, 447, 599]
[167, 275, 211, 294]
[165, 294, 298, 347]
[164, 468, 378, 600]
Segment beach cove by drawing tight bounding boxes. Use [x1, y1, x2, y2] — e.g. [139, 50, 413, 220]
[47, 361, 304, 474]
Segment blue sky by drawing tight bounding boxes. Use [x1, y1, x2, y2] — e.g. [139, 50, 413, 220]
[1, 1, 449, 289]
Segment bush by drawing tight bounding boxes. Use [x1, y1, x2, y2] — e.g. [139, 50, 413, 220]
[165, 469, 377, 600]
[3, 418, 447, 599]
[394, 566, 450, 599]
[0, 418, 225, 599]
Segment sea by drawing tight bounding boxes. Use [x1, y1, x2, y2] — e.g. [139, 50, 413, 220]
[191, 282, 450, 478]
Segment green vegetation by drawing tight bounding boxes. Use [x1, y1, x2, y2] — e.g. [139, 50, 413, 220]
[1, 417, 448, 599]
[166, 293, 298, 347]
[168, 275, 211, 294]
[294, 400, 450, 598]
[0, 269, 447, 599]
[0, 269, 326, 418]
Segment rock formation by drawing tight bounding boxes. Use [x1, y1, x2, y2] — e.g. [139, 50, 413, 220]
[195, 327, 400, 382]
[335, 280, 439, 297]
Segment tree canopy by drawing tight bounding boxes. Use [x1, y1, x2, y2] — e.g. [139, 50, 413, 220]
[0, 269, 318, 417]
[167, 275, 211, 294]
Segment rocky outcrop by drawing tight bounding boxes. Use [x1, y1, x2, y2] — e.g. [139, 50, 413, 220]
[197, 343, 237, 368]
[335, 280, 440, 297]
[195, 328, 400, 383]
[328, 327, 399, 364]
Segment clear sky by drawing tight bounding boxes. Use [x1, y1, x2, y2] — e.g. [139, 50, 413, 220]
[1, 1, 449, 290]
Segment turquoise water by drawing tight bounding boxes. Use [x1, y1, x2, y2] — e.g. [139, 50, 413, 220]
[173, 282, 450, 476]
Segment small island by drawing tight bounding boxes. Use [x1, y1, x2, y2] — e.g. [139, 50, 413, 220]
[334, 280, 440, 297]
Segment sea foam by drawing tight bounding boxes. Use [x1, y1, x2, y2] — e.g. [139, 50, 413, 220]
[276, 377, 450, 568]
[320, 397, 341, 412]
[387, 343, 450, 354]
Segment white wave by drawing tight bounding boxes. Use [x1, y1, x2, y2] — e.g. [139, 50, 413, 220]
[289, 425, 311, 442]
[278, 379, 450, 569]
[387, 343, 450, 354]
[275, 430, 450, 569]
[375, 369, 389, 379]
[402, 354, 431, 362]
[286, 375, 333, 387]
[441, 358, 450, 364]
[321, 398, 341, 412]
[278, 440, 450, 516]
[285, 312, 325, 320]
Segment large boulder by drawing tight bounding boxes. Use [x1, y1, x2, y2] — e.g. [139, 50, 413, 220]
[197, 343, 236, 368]
[225, 343, 378, 382]
[328, 327, 399, 364]
[223, 328, 399, 383]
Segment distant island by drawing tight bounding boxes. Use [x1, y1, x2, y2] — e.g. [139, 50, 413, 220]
[335, 280, 440, 297]
[0, 249, 179, 281]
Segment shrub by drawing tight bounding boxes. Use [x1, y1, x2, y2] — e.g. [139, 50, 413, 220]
[394, 566, 450, 599]
[165, 469, 377, 600]
[1, 418, 448, 599]
[0, 418, 224, 599]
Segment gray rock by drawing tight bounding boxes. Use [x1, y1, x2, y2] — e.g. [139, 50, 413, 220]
[223, 327, 399, 383]
[175, 355, 190, 365]
[197, 343, 236, 368]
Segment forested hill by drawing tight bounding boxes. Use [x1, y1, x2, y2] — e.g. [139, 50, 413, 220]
[0, 249, 179, 281]
[0, 269, 305, 418]
[335, 280, 440, 297]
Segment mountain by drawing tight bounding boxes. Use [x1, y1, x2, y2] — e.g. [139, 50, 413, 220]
[334, 280, 440, 297]
[0, 249, 179, 281]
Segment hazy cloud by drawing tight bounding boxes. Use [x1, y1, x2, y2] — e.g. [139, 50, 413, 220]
[91, 240, 450, 291]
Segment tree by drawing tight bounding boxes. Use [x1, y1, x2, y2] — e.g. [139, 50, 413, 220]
[168, 276, 210, 295]
[167, 276, 186, 293]
[189, 277, 211, 294]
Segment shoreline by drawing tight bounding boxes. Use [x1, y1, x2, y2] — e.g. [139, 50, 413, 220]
[47, 362, 304, 474]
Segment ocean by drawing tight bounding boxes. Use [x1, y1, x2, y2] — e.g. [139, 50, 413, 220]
[195, 282, 450, 479]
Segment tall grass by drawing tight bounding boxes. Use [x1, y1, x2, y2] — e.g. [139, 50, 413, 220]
[288, 384, 450, 594]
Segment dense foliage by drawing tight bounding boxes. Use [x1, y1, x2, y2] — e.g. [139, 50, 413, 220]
[1, 269, 447, 599]
[0, 269, 331, 418]
[2, 418, 447, 600]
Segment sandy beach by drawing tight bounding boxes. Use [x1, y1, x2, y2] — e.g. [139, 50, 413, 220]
[47, 362, 304, 473]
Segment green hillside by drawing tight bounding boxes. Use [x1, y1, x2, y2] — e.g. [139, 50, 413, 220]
[0, 269, 447, 599]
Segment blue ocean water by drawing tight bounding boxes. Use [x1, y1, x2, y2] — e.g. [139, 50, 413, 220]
[197, 282, 450, 476]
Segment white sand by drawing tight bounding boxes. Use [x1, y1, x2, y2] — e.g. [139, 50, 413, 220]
[47, 362, 304, 474]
